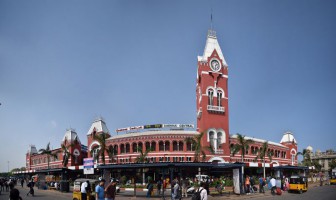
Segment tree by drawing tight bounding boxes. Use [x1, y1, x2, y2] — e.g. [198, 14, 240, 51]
[135, 146, 152, 163]
[254, 141, 274, 178]
[185, 132, 212, 162]
[90, 133, 110, 165]
[60, 142, 75, 168]
[231, 133, 254, 162]
[39, 142, 58, 169]
[296, 149, 312, 166]
[329, 159, 336, 170]
[106, 145, 118, 163]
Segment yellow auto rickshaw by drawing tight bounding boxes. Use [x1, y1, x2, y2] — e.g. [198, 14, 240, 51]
[73, 178, 99, 200]
[288, 175, 308, 194]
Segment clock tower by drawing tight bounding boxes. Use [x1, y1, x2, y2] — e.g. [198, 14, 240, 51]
[196, 29, 230, 162]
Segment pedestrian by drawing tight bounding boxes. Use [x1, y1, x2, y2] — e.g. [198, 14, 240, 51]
[146, 180, 154, 198]
[26, 179, 34, 197]
[105, 179, 117, 200]
[95, 179, 106, 200]
[181, 177, 189, 197]
[245, 175, 250, 194]
[156, 178, 162, 195]
[172, 180, 181, 200]
[270, 177, 276, 195]
[9, 183, 22, 200]
[259, 176, 265, 193]
[196, 182, 208, 200]
[20, 179, 24, 188]
[81, 180, 88, 200]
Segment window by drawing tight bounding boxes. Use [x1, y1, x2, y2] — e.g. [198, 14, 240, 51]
[217, 91, 222, 107]
[209, 131, 215, 149]
[151, 141, 156, 151]
[146, 142, 151, 151]
[126, 144, 130, 153]
[173, 141, 178, 151]
[120, 144, 125, 154]
[179, 141, 184, 151]
[186, 141, 193, 151]
[217, 132, 222, 149]
[165, 141, 170, 151]
[208, 89, 214, 106]
[159, 141, 164, 151]
[132, 143, 137, 153]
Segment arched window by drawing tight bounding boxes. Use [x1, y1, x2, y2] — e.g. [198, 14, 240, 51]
[165, 141, 170, 151]
[138, 142, 143, 152]
[126, 143, 130, 153]
[217, 132, 222, 149]
[120, 144, 125, 154]
[186, 141, 192, 151]
[113, 145, 118, 155]
[208, 89, 214, 106]
[151, 141, 156, 151]
[179, 141, 184, 151]
[132, 143, 137, 153]
[145, 142, 151, 151]
[173, 141, 178, 151]
[209, 131, 215, 149]
[159, 141, 164, 151]
[217, 91, 222, 107]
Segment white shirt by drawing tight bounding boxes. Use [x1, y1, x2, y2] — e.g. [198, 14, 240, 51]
[270, 178, 276, 187]
[81, 181, 88, 193]
[198, 187, 207, 200]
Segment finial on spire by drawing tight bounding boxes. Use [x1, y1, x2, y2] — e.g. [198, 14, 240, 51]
[210, 8, 213, 30]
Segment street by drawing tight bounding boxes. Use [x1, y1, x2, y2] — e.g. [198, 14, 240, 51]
[0, 184, 335, 200]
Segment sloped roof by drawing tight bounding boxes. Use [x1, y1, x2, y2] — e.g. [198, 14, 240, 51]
[230, 134, 287, 148]
[86, 118, 109, 135]
[280, 132, 297, 144]
[198, 29, 228, 66]
[62, 128, 81, 143]
[28, 145, 38, 154]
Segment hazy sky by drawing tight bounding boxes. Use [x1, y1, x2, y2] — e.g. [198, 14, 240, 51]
[1, 0, 335, 172]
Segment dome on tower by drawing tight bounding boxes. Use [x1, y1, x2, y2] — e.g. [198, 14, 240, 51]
[306, 145, 313, 152]
[62, 128, 81, 144]
[86, 117, 109, 135]
[280, 131, 297, 144]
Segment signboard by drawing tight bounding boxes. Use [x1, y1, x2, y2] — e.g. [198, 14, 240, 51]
[116, 123, 194, 133]
[83, 158, 94, 174]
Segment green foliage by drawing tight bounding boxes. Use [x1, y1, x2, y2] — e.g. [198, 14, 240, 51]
[120, 175, 127, 185]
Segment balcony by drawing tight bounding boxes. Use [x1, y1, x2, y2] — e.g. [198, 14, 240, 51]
[207, 105, 225, 113]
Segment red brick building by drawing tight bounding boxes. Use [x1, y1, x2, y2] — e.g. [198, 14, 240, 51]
[25, 28, 298, 172]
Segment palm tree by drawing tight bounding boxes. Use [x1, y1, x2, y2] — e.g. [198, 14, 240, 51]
[254, 141, 274, 179]
[135, 146, 152, 163]
[39, 142, 58, 169]
[231, 133, 254, 162]
[106, 145, 118, 163]
[297, 149, 312, 166]
[185, 132, 211, 162]
[60, 142, 75, 168]
[90, 133, 110, 165]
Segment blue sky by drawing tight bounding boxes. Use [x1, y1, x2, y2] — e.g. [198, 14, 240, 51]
[0, 0, 335, 172]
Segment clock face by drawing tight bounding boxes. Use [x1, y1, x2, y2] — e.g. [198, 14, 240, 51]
[73, 149, 80, 156]
[210, 59, 221, 72]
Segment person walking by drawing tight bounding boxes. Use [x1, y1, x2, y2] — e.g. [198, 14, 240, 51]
[172, 180, 181, 200]
[95, 179, 106, 200]
[156, 178, 162, 195]
[9, 183, 22, 200]
[270, 177, 276, 195]
[81, 180, 88, 200]
[245, 175, 250, 194]
[259, 176, 265, 193]
[105, 179, 117, 200]
[26, 180, 34, 197]
[181, 177, 189, 198]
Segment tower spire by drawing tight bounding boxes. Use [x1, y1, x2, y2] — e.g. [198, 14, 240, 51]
[211, 9, 213, 30]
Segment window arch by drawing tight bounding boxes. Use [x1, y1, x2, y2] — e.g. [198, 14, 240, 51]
[179, 141, 184, 151]
[120, 144, 125, 154]
[217, 90, 223, 107]
[125, 143, 130, 153]
[151, 141, 156, 151]
[209, 131, 215, 149]
[132, 143, 137, 153]
[145, 142, 151, 151]
[138, 142, 143, 152]
[165, 141, 170, 151]
[159, 141, 164, 151]
[207, 88, 214, 106]
[173, 141, 178, 151]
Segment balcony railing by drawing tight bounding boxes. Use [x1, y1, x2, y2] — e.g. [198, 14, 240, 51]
[207, 105, 225, 113]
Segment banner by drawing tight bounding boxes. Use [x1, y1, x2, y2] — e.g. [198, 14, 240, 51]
[233, 168, 240, 194]
[83, 158, 94, 174]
